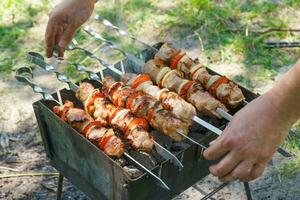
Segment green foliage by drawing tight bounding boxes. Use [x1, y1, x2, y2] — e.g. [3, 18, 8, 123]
[0, 22, 33, 73]
[119, 41, 139, 54]
[101, 32, 121, 43]
[0, 0, 49, 74]
[97, 6, 120, 25]
[278, 156, 300, 179]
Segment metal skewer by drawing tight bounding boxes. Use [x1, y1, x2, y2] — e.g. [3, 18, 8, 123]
[124, 152, 170, 190]
[28, 52, 78, 92]
[176, 130, 207, 149]
[83, 26, 146, 68]
[15, 67, 60, 105]
[27, 52, 172, 189]
[94, 15, 159, 52]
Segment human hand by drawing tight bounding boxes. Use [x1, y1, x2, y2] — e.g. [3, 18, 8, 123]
[203, 93, 290, 182]
[45, 0, 95, 57]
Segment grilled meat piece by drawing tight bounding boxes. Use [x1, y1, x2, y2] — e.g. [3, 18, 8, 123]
[155, 43, 245, 108]
[103, 77, 190, 141]
[121, 73, 196, 121]
[154, 43, 179, 65]
[76, 82, 154, 152]
[144, 59, 228, 118]
[53, 101, 125, 158]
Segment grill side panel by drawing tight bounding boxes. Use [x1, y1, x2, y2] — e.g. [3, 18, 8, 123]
[126, 135, 216, 200]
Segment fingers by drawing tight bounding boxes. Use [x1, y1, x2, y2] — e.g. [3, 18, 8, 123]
[55, 26, 65, 57]
[219, 160, 255, 182]
[209, 151, 242, 177]
[203, 134, 230, 160]
[250, 162, 267, 180]
[58, 22, 79, 49]
[45, 21, 58, 58]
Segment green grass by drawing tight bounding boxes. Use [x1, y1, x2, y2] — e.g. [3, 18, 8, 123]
[167, 1, 300, 72]
[277, 156, 300, 179]
[277, 122, 300, 178]
[0, 0, 49, 74]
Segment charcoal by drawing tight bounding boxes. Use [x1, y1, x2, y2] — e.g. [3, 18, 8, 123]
[128, 150, 157, 169]
[115, 158, 127, 167]
[123, 166, 142, 178]
[171, 142, 190, 151]
[150, 130, 173, 149]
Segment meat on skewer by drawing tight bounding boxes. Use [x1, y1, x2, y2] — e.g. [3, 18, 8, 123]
[121, 73, 197, 121]
[53, 101, 125, 158]
[155, 43, 245, 108]
[102, 77, 190, 141]
[144, 59, 228, 118]
[76, 82, 154, 152]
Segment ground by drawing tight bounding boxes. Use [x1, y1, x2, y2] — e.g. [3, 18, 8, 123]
[1, 0, 300, 199]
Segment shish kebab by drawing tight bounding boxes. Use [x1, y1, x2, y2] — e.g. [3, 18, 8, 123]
[143, 59, 229, 119]
[21, 62, 171, 190]
[155, 43, 245, 108]
[15, 67, 125, 158]
[53, 101, 125, 157]
[27, 52, 185, 168]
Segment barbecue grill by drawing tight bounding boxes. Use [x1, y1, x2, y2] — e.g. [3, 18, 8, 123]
[15, 14, 293, 197]
[20, 41, 268, 200]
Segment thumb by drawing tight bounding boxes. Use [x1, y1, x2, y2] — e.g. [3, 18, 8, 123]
[58, 23, 78, 48]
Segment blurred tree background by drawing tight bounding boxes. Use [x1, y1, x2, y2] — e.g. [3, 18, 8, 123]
[0, 0, 299, 175]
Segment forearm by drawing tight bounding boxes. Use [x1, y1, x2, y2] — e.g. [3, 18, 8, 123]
[267, 59, 300, 127]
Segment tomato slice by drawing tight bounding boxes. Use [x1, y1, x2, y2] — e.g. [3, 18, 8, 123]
[208, 76, 229, 97]
[170, 52, 186, 69]
[86, 92, 105, 114]
[179, 80, 196, 98]
[126, 91, 144, 109]
[190, 65, 205, 79]
[82, 121, 103, 137]
[146, 108, 155, 121]
[109, 108, 123, 124]
[131, 74, 151, 90]
[108, 82, 123, 99]
[99, 135, 113, 150]
[125, 118, 149, 136]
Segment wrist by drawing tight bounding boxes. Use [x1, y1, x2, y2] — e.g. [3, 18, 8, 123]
[87, 0, 97, 5]
[73, 0, 96, 7]
[266, 84, 300, 127]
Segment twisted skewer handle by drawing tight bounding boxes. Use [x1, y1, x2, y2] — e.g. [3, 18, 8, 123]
[15, 67, 60, 104]
[27, 52, 78, 91]
[94, 15, 159, 52]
